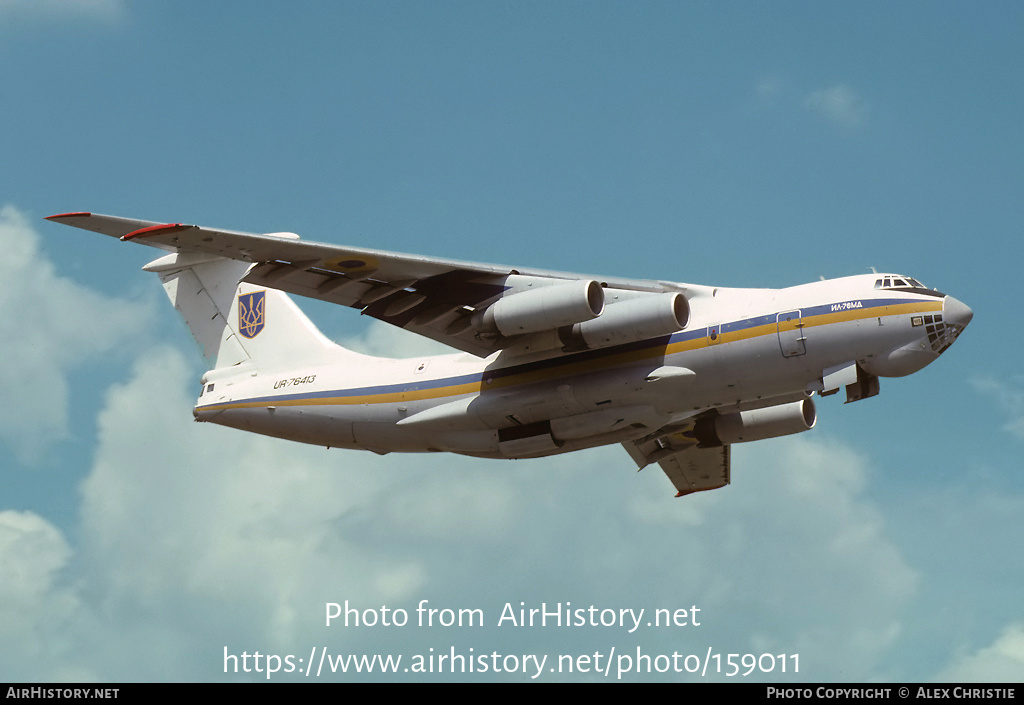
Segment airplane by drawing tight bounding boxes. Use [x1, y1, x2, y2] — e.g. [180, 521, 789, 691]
[46, 212, 973, 498]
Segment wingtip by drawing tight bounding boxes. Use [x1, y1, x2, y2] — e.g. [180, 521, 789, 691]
[45, 212, 92, 221]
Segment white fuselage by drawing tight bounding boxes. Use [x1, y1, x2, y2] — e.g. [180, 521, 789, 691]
[193, 274, 969, 459]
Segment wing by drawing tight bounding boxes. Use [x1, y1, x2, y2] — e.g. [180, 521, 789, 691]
[624, 420, 731, 497]
[46, 212, 693, 357]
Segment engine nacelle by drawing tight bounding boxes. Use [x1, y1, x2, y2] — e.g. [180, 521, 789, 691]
[473, 280, 604, 336]
[559, 293, 689, 351]
[694, 399, 816, 447]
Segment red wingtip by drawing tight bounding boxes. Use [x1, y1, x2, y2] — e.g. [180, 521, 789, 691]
[121, 223, 191, 241]
[46, 212, 91, 220]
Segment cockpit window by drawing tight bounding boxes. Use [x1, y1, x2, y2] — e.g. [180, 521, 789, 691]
[876, 275, 928, 290]
[874, 274, 941, 296]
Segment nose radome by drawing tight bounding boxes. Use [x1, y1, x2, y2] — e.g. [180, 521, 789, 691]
[943, 296, 974, 329]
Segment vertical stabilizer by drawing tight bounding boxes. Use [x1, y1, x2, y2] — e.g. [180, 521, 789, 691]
[142, 252, 349, 370]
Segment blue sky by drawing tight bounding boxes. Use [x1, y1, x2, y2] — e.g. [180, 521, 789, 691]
[1, 1, 1022, 682]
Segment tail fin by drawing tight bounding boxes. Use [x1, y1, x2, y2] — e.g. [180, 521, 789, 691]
[143, 251, 349, 370]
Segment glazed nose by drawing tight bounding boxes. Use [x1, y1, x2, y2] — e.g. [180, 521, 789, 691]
[943, 296, 974, 329]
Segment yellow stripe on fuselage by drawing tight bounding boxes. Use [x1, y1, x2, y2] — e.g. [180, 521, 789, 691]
[199, 298, 943, 412]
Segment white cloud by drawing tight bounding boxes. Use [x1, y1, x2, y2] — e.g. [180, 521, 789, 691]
[754, 78, 869, 130]
[68, 345, 460, 677]
[658, 436, 917, 678]
[803, 84, 869, 128]
[971, 376, 1024, 440]
[0, 330, 927, 681]
[80, 345, 428, 609]
[0, 510, 72, 622]
[934, 623, 1024, 682]
[0, 206, 151, 461]
[0, 510, 91, 681]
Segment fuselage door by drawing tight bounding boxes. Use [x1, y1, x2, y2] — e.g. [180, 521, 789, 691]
[777, 310, 806, 357]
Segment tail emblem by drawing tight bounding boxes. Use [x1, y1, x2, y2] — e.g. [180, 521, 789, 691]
[238, 291, 266, 339]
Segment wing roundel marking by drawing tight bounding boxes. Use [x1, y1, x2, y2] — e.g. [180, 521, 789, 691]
[323, 254, 380, 276]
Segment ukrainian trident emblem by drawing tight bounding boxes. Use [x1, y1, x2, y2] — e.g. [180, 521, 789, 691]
[238, 291, 266, 339]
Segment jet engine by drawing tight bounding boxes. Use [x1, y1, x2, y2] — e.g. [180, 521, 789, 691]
[559, 293, 689, 351]
[473, 280, 604, 336]
[693, 399, 816, 447]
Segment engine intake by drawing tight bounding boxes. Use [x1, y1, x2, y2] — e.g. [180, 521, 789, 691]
[473, 280, 604, 336]
[559, 293, 689, 351]
[694, 399, 816, 447]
